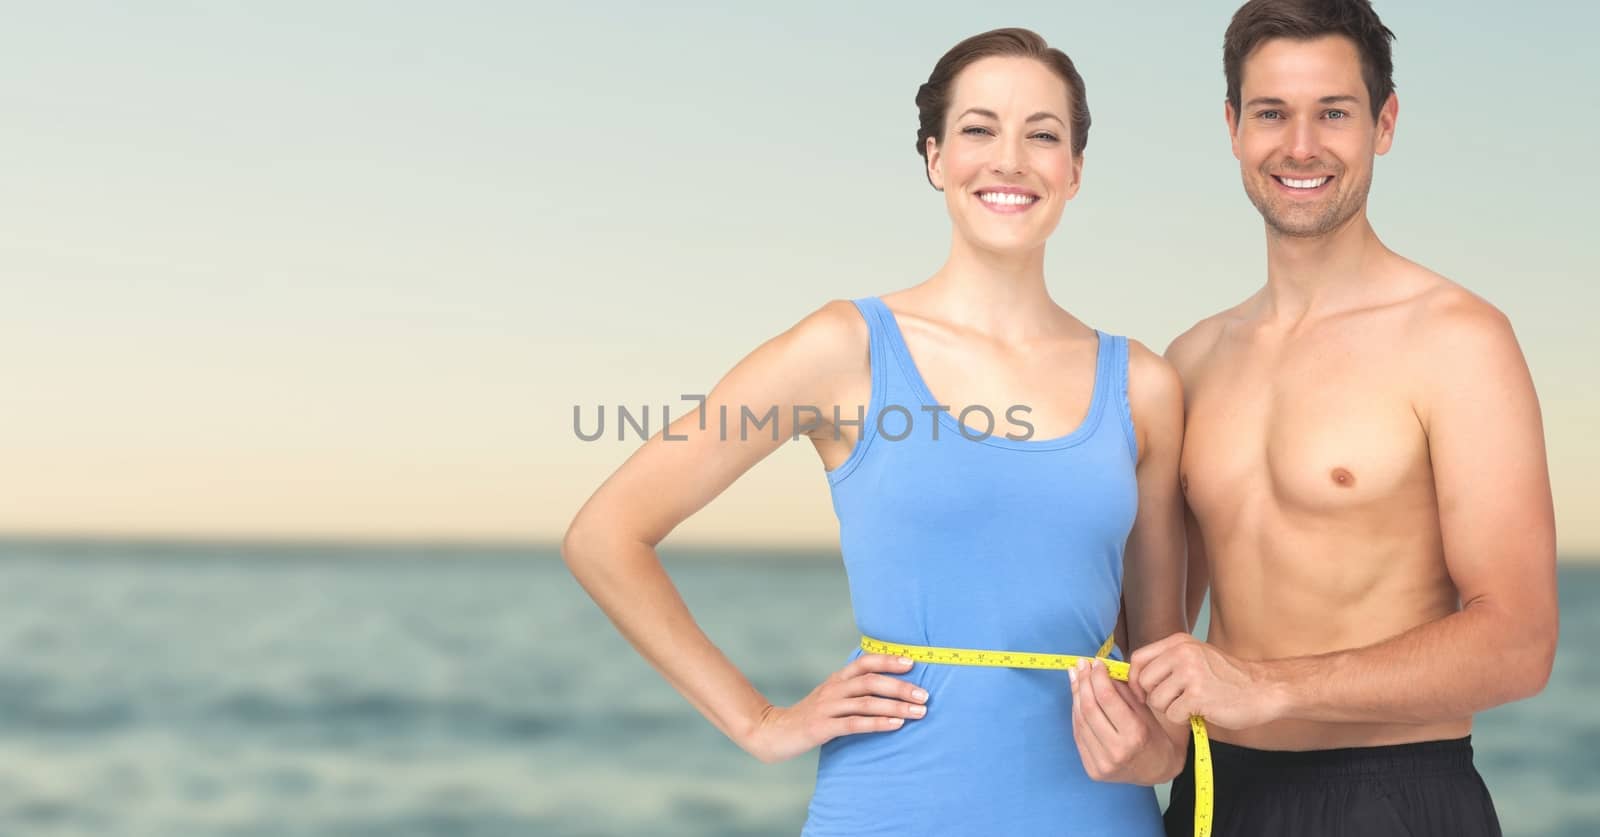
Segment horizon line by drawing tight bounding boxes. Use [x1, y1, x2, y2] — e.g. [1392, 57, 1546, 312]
[0, 530, 840, 555]
[1, 531, 1596, 563]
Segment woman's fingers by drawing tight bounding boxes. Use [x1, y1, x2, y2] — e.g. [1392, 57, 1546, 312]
[837, 653, 913, 682]
[1073, 659, 1160, 782]
[831, 715, 906, 737]
[823, 695, 924, 741]
[838, 673, 929, 704]
[809, 655, 930, 742]
[1071, 664, 1111, 777]
[1089, 665, 1145, 737]
[1075, 662, 1122, 742]
[831, 695, 927, 720]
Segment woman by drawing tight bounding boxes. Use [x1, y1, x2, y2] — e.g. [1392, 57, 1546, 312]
[563, 28, 1190, 836]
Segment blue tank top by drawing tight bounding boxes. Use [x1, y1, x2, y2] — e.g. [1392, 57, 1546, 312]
[803, 296, 1163, 836]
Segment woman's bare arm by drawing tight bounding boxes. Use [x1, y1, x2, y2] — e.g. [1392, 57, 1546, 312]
[1072, 340, 1191, 785]
[562, 300, 926, 763]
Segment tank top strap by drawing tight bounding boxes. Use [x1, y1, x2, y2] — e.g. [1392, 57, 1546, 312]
[1096, 330, 1139, 463]
[850, 296, 922, 402]
[825, 297, 903, 485]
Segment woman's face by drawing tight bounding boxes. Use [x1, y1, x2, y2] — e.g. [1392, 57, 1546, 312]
[926, 56, 1082, 257]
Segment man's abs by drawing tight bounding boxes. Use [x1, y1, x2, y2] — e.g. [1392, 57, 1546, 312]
[1199, 523, 1471, 750]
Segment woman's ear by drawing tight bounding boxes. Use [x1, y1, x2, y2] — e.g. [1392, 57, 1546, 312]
[926, 136, 945, 191]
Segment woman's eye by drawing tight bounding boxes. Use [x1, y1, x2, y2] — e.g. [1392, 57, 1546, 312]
[962, 126, 993, 136]
[1031, 132, 1059, 142]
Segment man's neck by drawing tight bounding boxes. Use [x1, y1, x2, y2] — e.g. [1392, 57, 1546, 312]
[1260, 210, 1393, 325]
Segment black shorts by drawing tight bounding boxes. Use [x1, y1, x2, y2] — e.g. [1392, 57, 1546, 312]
[1163, 736, 1501, 837]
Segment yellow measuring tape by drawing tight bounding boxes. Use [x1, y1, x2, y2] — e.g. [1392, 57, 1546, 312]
[861, 634, 1213, 837]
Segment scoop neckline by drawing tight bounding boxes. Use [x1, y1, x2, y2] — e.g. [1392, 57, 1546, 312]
[870, 295, 1107, 451]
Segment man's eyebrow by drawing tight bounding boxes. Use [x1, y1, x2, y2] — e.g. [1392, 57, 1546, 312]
[1242, 95, 1363, 108]
[955, 107, 1066, 126]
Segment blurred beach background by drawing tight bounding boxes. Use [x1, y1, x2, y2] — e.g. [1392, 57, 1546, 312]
[4, 1, 1597, 835]
[2, 540, 1596, 836]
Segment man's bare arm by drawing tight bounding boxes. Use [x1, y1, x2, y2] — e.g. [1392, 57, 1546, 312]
[1163, 322, 1218, 634]
[1254, 301, 1558, 723]
[1180, 505, 1209, 635]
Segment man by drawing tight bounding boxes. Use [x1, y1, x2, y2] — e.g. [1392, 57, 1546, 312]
[1077, 1, 1557, 835]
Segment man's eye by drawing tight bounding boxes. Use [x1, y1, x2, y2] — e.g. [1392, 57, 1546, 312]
[1259, 110, 1282, 120]
[1325, 110, 1348, 120]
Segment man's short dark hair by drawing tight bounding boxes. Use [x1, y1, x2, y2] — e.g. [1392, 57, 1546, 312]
[1224, 0, 1396, 121]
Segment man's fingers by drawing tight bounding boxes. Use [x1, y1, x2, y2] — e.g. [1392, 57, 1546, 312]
[1129, 632, 1191, 671]
[1165, 694, 1199, 726]
[1135, 647, 1179, 698]
[1147, 677, 1186, 718]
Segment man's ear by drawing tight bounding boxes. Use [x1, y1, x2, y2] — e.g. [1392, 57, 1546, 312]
[1374, 92, 1398, 156]
[1225, 99, 1242, 161]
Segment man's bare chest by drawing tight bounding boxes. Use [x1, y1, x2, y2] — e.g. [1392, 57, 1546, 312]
[1181, 334, 1432, 522]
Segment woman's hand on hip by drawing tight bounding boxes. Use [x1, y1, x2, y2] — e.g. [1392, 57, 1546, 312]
[740, 653, 928, 764]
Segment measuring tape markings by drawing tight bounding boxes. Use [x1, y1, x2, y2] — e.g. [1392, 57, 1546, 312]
[860, 635, 1214, 837]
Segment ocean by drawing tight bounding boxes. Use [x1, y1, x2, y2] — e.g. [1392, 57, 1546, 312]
[0, 540, 1594, 837]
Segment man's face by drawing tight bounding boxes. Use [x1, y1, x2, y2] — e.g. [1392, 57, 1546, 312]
[1227, 35, 1397, 238]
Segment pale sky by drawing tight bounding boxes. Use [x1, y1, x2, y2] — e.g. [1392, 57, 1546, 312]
[3, 2, 1596, 555]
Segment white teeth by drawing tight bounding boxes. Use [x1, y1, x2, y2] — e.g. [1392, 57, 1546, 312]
[1280, 176, 1330, 189]
[980, 192, 1037, 205]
